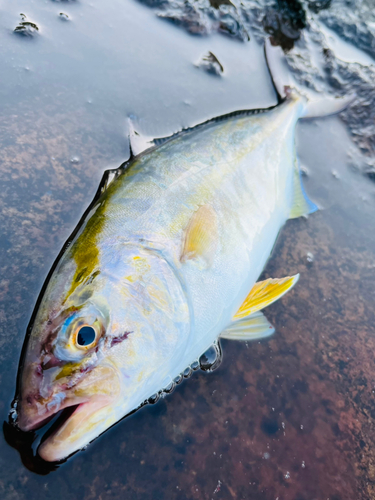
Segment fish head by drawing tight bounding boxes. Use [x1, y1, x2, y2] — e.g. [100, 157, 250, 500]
[16, 241, 190, 461]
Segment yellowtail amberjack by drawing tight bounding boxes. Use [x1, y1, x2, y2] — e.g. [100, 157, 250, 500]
[12, 41, 352, 462]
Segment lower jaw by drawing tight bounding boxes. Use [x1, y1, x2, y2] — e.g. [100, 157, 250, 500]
[16, 403, 82, 463]
[39, 404, 80, 449]
[37, 397, 115, 462]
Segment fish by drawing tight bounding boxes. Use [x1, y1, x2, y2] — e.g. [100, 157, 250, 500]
[12, 41, 353, 462]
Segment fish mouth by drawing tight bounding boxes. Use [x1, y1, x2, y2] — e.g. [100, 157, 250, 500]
[16, 364, 121, 462]
[37, 397, 115, 462]
[17, 395, 89, 433]
[16, 397, 114, 462]
[38, 404, 83, 457]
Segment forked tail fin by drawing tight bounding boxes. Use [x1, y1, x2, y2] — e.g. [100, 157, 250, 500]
[264, 38, 355, 118]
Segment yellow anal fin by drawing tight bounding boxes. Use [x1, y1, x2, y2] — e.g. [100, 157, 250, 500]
[233, 274, 299, 320]
[180, 204, 218, 267]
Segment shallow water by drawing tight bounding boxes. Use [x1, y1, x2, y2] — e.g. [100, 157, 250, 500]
[1, 0, 375, 499]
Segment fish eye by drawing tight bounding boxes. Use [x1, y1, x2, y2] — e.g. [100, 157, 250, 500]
[75, 325, 97, 349]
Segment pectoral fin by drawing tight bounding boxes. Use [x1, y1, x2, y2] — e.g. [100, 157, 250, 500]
[234, 274, 299, 320]
[180, 205, 218, 267]
[220, 311, 274, 341]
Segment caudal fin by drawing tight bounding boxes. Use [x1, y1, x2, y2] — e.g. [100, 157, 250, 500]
[301, 93, 356, 118]
[264, 38, 355, 118]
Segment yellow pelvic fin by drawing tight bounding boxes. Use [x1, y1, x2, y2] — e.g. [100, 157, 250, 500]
[233, 274, 299, 320]
[180, 204, 218, 267]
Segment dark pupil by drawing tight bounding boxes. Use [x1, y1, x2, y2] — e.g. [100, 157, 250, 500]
[77, 326, 96, 346]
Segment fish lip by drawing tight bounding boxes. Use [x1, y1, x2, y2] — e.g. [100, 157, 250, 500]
[37, 403, 83, 461]
[37, 402, 86, 462]
[17, 396, 89, 433]
[37, 396, 115, 462]
[17, 412, 55, 433]
[17, 363, 121, 461]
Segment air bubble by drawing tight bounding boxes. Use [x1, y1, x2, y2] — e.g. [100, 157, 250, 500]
[306, 252, 314, 264]
[183, 366, 192, 378]
[164, 381, 175, 394]
[199, 340, 222, 372]
[173, 374, 183, 385]
[148, 393, 160, 404]
[300, 165, 309, 177]
[9, 399, 18, 423]
[191, 360, 199, 371]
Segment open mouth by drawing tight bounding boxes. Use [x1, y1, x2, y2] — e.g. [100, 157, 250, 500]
[17, 395, 89, 433]
[38, 404, 81, 456]
[3, 401, 86, 474]
[15, 397, 90, 462]
[15, 363, 120, 462]
[17, 401, 83, 459]
[40, 396, 115, 462]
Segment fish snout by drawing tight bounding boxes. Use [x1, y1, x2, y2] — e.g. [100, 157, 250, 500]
[17, 361, 121, 433]
[16, 360, 79, 432]
[16, 360, 55, 431]
[17, 392, 60, 432]
[38, 365, 122, 462]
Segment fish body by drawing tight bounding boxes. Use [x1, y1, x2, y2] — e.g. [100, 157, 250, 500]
[15, 76, 351, 461]
[97, 97, 303, 362]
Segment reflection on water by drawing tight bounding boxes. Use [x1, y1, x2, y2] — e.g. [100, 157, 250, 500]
[1, 0, 375, 498]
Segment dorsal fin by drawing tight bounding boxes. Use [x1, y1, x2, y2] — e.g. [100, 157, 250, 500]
[98, 168, 121, 195]
[128, 116, 155, 157]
